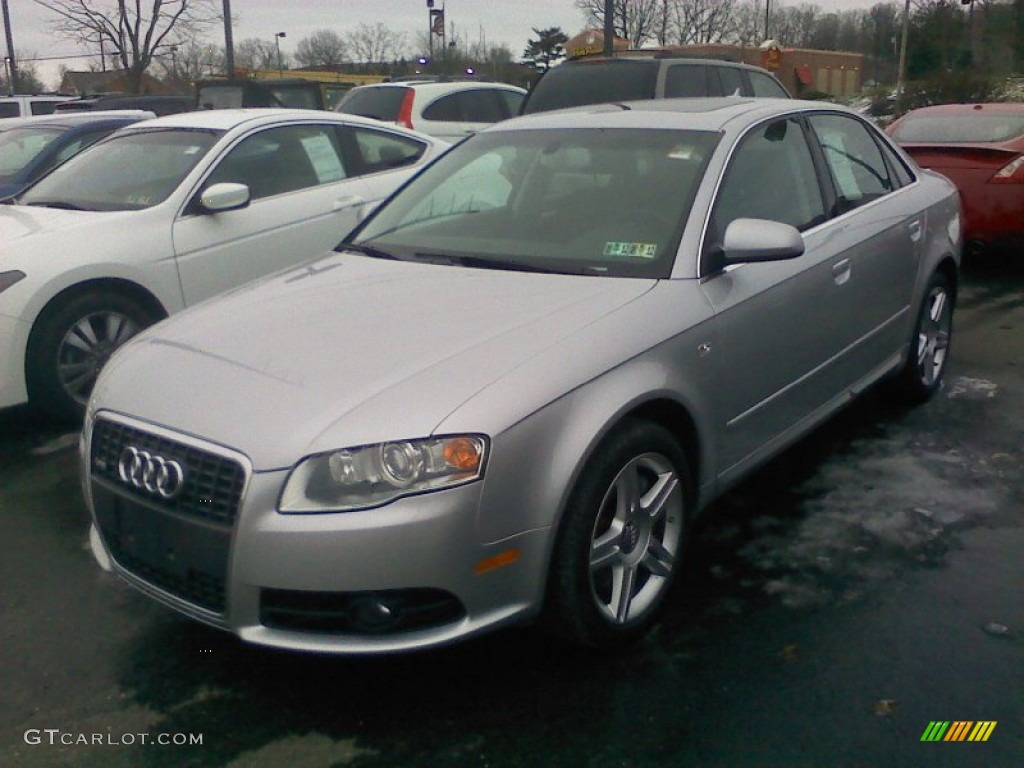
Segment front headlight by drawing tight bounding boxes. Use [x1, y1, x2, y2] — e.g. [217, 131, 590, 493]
[279, 434, 488, 513]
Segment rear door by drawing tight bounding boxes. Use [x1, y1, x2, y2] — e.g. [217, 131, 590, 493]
[805, 113, 920, 372]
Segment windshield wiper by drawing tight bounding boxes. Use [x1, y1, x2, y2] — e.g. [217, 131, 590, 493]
[24, 200, 90, 211]
[343, 242, 403, 260]
[413, 252, 561, 274]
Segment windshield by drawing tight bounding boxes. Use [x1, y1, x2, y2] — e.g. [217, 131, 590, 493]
[352, 128, 718, 278]
[20, 128, 221, 211]
[0, 126, 64, 182]
[892, 113, 1024, 143]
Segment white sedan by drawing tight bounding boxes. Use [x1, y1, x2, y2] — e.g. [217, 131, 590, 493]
[0, 109, 447, 418]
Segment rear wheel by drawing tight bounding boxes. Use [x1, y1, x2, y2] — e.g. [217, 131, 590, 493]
[545, 420, 689, 649]
[896, 270, 954, 403]
[26, 288, 159, 421]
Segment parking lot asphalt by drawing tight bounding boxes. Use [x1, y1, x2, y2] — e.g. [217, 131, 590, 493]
[1, 258, 1021, 768]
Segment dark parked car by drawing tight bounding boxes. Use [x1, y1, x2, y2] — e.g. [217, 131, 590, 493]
[521, 55, 790, 115]
[887, 102, 1024, 257]
[0, 111, 153, 199]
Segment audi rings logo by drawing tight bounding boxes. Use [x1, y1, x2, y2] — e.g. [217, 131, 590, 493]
[117, 447, 185, 499]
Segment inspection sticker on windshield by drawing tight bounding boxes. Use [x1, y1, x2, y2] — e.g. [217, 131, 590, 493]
[604, 241, 657, 258]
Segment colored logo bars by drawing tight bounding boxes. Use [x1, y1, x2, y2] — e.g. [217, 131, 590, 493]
[921, 721, 997, 742]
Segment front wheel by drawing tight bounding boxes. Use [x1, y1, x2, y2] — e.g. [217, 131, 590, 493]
[545, 420, 690, 649]
[896, 270, 954, 403]
[26, 288, 159, 421]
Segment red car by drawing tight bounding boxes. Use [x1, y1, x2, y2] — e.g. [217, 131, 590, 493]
[887, 103, 1024, 256]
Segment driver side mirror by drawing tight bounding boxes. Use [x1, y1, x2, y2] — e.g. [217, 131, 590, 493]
[722, 218, 805, 264]
[196, 182, 250, 214]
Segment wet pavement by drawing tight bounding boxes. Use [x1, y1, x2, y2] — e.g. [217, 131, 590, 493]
[1, 260, 1022, 768]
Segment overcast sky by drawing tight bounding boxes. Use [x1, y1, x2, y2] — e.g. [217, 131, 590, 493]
[8, 0, 887, 90]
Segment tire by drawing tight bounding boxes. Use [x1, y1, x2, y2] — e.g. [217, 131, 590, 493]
[26, 288, 159, 421]
[896, 270, 954, 404]
[545, 420, 690, 649]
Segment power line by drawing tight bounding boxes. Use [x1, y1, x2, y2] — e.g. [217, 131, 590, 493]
[20, 52, 98, 62]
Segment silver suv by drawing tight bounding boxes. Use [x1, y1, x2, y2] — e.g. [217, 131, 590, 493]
[521, 56, 789, 115]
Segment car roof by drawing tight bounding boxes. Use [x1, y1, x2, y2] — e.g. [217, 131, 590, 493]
[557, 55, 772, 72]
[117, 107, 404, 132]
[351, 81, 525, 93]
[0, 110, 155, 131]
[496, 97, 847, 133]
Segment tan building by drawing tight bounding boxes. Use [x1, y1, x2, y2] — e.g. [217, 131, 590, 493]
[59, 70, 173, 96]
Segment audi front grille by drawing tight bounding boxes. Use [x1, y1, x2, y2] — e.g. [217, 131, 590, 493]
[89, 416, 248, 615]
[90, 418, 245, 524]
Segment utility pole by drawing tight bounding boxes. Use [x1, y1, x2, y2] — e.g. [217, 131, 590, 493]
[603, 0, 614, 56]
[223, 0, 235, 76]
[2, 0, 18, 94]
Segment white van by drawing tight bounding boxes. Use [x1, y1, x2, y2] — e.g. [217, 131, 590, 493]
[0, 94, 76, 119]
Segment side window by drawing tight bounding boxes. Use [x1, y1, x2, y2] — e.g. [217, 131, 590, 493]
[204, 124, 346, 201]
[710, 118, 826, 241]
[665, 65, 710, 98]
[30, 100, 61, 115]
[421, 93, 461, 122]
[497, 89, 525, 117]
[349, 126, 426, 174]
[716, 67, 744, 97]
[0, 103, 19, 118]
[454, 90, 505, 123]
[747, 71, 789, 98]
[808, 114, 893, 213]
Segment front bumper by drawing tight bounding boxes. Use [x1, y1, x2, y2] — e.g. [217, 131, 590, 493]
[0, 312, 30, 410]
[85, 412, 550, 654]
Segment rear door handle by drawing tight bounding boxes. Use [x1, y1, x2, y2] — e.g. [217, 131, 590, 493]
[332, 194, 365, 211]
[908, 220, 922, 243]
[832, 258, 851, 285]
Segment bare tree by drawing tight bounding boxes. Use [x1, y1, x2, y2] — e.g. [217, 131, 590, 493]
[234, 38, 284, 71]
[294, 29, 348, 69]
[32, 0, 220, 93]
[668, 0, 737, 45]
[152, 37, 225, 84]
[346, 22, 408, 65]
[724, 0, 766, 45]
[575, 0, 663, 47]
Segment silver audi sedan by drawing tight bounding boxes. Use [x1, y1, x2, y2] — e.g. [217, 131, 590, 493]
[82, 99, 961, 653]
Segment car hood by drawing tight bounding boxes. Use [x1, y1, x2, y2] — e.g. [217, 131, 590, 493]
[0, 203, 124, 253]
[95, 251, 657, 470]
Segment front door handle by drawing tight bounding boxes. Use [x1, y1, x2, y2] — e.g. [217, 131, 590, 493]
[832, 258, 851, 285]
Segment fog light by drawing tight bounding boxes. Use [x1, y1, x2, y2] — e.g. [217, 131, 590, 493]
[350, 596, 399, 632]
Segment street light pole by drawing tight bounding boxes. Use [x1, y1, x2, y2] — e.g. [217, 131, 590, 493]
[275, 31, 286, 75]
